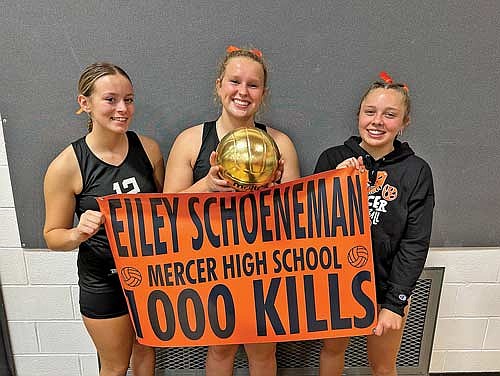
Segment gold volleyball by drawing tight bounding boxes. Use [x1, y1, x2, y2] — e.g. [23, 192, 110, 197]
[216, 127, 280, 191]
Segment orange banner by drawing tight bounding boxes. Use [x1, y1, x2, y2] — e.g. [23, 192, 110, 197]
[97, 168, 377, 347]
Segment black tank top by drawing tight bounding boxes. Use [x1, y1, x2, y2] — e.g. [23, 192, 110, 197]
[193, 121, 267, 183]
[72, 131, 157, 292]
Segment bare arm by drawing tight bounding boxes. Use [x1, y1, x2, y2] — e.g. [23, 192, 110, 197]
[43, 146, 103, 251]
[138, 134, 165, 192]
[163, 125, 232, 193]
[267, 127, 301, 183]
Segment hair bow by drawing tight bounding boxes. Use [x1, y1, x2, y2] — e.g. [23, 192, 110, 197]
[226, 45, 263, 59]
[379, 71, 394, 84]
[379, 71, 409, 92]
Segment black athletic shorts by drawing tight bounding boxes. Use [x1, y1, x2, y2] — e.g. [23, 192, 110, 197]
[79, 286, 129, 319]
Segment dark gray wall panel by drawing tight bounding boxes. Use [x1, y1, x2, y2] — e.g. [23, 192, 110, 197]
[0, 0, 499, 248]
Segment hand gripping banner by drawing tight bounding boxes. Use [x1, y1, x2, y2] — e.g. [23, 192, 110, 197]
[97, 168, 377, 347]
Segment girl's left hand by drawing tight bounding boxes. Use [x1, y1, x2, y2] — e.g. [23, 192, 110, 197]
[372, 308, 404, 336]
[265, 159, 284, 188]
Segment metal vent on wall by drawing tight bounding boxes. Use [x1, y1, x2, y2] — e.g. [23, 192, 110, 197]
[153, 267, 443, 376]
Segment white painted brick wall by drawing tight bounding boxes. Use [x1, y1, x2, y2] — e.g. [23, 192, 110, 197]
[25, 250, 78, 285]
[0, 166, 15, 207]
[8, 322, 38, 354]
[71, 285, 82, 319]
[14, 355, 81, 376]
[37, 322, 94, 353]
[484, 318, 500, 349]
[3, 286, 75, 320]
[429, 350, 445, 372]
[0, 248, 28, 284]
[443, 351, 500, 372]
[80, 355, 99, 376]
[0, 113, 96, 376]
[426, 248, 500, 372]
[0, 113, 499, 374]
[433, 318, 488, 350]
[0, 208, 21, 248]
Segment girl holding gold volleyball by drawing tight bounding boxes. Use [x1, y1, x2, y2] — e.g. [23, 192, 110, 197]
[314, 72, 434, 376]
[164, 46, 300, 375]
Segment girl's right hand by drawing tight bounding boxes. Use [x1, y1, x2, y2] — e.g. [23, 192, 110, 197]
[205, 151, 235, 192]
[74, 210, 104, 242]
[336, 156, 366, 172]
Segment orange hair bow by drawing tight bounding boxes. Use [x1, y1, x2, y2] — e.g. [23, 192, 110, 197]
[379, 71, 394, 84]
[379, 71, 409, 92]
[226, 45, 263, 59]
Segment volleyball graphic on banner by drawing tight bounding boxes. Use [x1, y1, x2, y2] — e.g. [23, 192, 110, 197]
[347, 245, 369, 268]
[120, 267, 142, 287]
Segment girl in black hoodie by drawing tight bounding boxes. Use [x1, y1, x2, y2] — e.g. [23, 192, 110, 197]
[314, 72, 434, 376]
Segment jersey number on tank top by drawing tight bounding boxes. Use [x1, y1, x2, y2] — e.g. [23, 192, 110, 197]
[112, 177, 140, 194]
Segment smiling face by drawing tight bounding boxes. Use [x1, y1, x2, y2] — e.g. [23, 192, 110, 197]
[358, 88, 409, 159]
[79, 73, 134, 134]
[216, 56, 266, 122]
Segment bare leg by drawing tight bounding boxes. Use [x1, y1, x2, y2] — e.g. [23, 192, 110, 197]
[205, 344, 239, 376]
[319, 337, 351, 376]
[130, 341, 155, 376]
[366, 305, 409, 376]
[83, 314, 135, 376]
[244, 342, 277, 376]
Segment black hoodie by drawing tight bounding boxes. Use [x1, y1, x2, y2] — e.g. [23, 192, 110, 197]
[314, 136, 434, 316]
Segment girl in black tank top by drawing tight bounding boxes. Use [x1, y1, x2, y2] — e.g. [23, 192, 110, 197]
[163, 47, 300, 376]
[72, 130, 157, 293]
[43, 62, 164, 376]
